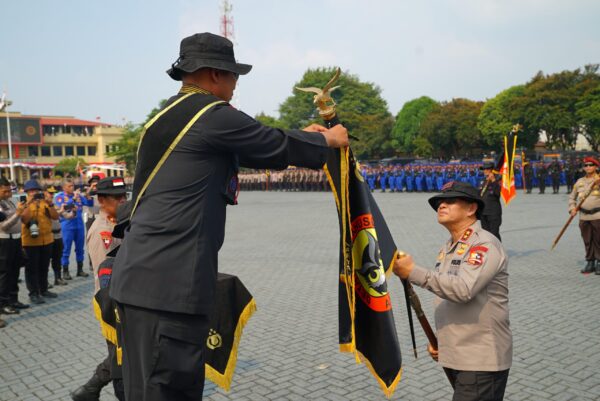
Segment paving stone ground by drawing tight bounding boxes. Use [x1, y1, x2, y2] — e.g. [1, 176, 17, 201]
[1, 191, 599, 400]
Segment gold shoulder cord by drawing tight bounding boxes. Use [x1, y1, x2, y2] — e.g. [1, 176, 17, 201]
[130, 99, 225, 218]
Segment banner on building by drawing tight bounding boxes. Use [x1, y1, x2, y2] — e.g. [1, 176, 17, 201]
[0, 117, 43, 145]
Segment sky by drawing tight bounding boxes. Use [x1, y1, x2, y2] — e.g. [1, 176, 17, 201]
[1, 0, 599, 126]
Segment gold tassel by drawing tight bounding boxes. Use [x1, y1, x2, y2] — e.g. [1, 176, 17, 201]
[92, 297, 118, 345]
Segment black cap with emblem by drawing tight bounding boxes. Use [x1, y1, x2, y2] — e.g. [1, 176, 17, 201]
[428, 181, 485, 219]
[95, 177, 127, 196]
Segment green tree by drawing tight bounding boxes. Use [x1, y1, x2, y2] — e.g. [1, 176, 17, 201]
[109, 100, 167, 174]
[278, 67, 395, 159]
[54, 157, 87, 177]
[419, 98, 484, 158]
[510, 65, 600, 150]
[392, 96, 437, 153]
[254, 112, 287, 129]
[477, 85, 538, 149]
[412, 136, 433, 158]
[576, 83, 600, 151]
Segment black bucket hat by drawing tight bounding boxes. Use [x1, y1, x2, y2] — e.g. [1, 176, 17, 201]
[166, 32, 252, 81]
[428, 181, 485, 219]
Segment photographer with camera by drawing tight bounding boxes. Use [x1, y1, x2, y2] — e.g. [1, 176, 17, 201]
[0, 177, 27, 328]
[54, 179, 94, 280]
[20, 180, 59, 305]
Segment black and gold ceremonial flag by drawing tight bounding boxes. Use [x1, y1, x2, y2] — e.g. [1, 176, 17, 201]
[94, 267, 255, 392]
[205, 273, 257, 391]
[324, 148, 402, 398]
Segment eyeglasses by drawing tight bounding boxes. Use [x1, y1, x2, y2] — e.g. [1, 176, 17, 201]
[584, 163, 596, 167]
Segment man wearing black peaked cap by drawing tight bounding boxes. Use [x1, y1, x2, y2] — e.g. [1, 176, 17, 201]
[393, 181, 512, 401]
[478, 161, 502, 241]
[71, 177, 127, 401]
[109, 32, 349, 400]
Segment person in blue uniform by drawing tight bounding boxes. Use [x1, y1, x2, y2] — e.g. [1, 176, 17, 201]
[54, 179, 94, 279]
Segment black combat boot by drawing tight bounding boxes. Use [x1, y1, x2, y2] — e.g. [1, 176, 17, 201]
[70, 373, 108, 401]
[595, 260, 600, 275]
[76, 262, 89, 278]
[54, 269, 68, 286]
[581, 260, 595, 274]
[62, 266, 72, 280]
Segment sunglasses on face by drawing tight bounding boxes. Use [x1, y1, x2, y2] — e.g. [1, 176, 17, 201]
[584, 163, 596, 167]
[434, 198, 461, 209]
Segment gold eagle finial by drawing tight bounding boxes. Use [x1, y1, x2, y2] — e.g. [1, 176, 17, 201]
[295, 67, 341, 120]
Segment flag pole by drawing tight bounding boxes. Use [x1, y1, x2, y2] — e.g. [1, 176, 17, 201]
[0, 93, 15, 182]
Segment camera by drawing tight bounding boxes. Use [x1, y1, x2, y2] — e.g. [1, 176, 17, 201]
[19, 195, 26, 203]
[64, 203, 75, 212]
[29, 218, 40, 238]
[33, 192, 44, 200]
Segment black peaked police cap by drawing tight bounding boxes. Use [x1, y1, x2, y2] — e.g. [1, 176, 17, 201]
[95, 177, 127, 196]
[167, 32, 252, 81]
[428, 181, 485, 219]
[480, 161, 495, 170]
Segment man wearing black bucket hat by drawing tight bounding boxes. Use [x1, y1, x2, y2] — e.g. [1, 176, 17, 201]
[393, 181, 512, 401]
[478, 161, 502, 241]
[110, 32, 348, 400]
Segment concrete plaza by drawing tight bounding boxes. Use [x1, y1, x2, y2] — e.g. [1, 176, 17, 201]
[1, 190, 599, 400]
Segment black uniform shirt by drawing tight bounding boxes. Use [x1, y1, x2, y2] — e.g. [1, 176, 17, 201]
[110, 92, 329, 315]
[479, 178, 502, 217]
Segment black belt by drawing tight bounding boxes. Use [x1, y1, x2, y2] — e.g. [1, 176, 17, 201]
[580, 207, 600, 215]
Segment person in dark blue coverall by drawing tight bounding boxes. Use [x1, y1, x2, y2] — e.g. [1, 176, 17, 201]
[54, 179, 94, 279]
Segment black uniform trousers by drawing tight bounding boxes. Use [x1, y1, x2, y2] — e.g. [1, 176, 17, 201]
[551, 175, 560, 193]
[524, 176, 533, 193]
[579, 219, 600, 261]
[50, 238, 63, 277]
[23, 244, 52, 297]
[116, 303, 210, 401]
[0, 238, 22, 307]
[481, 215, 502, 242]
[93, 340, 125, 401]
[444, 368, 509, 401]
[538, 176, 547, 194]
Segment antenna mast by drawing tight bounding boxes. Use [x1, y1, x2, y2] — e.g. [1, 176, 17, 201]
[220, 0, 234, 40]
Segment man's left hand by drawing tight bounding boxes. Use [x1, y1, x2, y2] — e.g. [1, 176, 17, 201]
[302, 123, 327, 133]
[393, 253, 414, 279]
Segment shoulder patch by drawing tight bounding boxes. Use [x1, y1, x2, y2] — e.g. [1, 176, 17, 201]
[99, 231, 113, 250]
[467, 245, 488, 267]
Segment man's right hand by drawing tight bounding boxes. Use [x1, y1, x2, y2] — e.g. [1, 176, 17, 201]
[321, 124, 349, 148]
[427, 343, 439, 362]
[569, 209, 577, 217]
